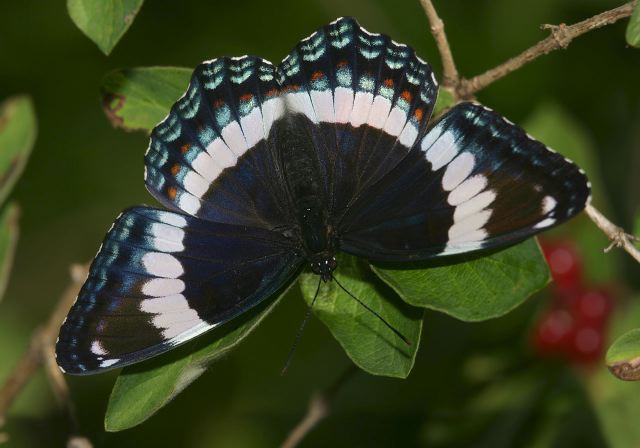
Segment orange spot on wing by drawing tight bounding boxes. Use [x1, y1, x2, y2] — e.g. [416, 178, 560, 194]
[167, 186, 177, 200]
[311, 71, 324, 81]
[266, 87, 279, 97]
[337, 60, 348, 68]
[282, 84, 301, 93]
[400, 90, 413, 102]
[414, 108, 424, 121]
[383, 78, 394, 87]
[213, 99, 225, 108]
[240, 93, 253, 102]
[180, 143, 191, 154]
[170, 163, 181, 176]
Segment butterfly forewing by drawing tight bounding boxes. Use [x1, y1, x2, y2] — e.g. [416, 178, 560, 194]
[56, 207, 302, 374]
[338, 102, 590, 260]
[145, 56, 292, 229]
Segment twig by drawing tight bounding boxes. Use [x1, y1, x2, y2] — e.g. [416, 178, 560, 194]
[585, 203, 640, 263]
[456, 1, 637, 99]
[281, 365, 358, 448]
[0, 264, 90, 446]
[418, 0, 459, 89]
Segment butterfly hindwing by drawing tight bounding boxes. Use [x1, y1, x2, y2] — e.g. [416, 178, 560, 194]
[339, 102, 591, 260]
[56, 207, 303, 374]
[275, 17, 438, 220]
[145, 56, 293, 229]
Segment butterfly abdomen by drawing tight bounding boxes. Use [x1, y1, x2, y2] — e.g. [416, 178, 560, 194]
[274, 113, 337, 275]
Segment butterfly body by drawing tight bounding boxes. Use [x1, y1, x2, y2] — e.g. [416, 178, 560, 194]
[276, 113, 337, 280]
[56, 17, 590, 375]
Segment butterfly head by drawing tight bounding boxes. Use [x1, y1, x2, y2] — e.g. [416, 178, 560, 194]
[310, 253, 337, 282]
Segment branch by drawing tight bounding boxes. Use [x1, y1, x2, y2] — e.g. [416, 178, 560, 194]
[457, 1, 637, 98]
[585, 203, 640, 263]
[418, 0, 459, 89]
[281, 365, 358, 448]
[0, 264, 90, 446]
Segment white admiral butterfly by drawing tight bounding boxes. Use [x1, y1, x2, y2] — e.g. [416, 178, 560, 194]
[56, 17, 590, 374]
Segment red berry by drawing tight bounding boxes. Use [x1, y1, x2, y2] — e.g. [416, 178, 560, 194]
[570, 325, 604, 364]
[574, 288, 614, 323]
[534, 309, 574, 354]
[540, 241, 582, 290]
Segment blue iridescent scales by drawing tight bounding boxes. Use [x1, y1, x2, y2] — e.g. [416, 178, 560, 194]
[56, 17, 590, 374]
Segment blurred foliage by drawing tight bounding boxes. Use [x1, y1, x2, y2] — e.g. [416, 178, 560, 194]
[67, 0, 144, 55]
[588, 299, 640, 447]
[0, 0, 639, 446]
[0, 95, 36, 304]
[0, 96, 37, 206]
[627, 2, 640, 48]
[0, 204, 20, 302]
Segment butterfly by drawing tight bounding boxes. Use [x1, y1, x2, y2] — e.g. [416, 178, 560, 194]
[55, 17, 590, 374]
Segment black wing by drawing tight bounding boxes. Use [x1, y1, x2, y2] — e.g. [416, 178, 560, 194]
[56, 207, 303, 374]
[338, 102, 591, 261]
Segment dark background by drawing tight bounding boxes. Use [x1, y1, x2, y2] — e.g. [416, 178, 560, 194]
[0, 0, 638, 446]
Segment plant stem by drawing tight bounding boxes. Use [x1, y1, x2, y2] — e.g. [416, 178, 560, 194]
[457, 1, 637, 98]
[418, 0, 459, 89]
[281, 365, 358, 448]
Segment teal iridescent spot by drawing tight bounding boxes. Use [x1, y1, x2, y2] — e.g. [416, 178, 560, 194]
[229, 59, 254, 72]
[359, 74, 375, 93]
[300, 32, 326, 61]
[357, 35, 384, 59]
[258, 64, 274, 81]
[198, 126, 217, 146]
[238, 97, 257, 116]
[336, 66, 352, 87]
[203, 74, 224, 90]
[201, 61, 224, 76]
[230, 69, 252, 84]
[156, 114, 181, 142]
[214, 104, 232, 128]
[378, 85, 394, 100]
[311, 76, 330, 91]
[176, 84, 201, 119]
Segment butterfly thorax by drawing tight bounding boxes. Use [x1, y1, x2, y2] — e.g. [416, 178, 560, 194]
[277, 113, 337, 280]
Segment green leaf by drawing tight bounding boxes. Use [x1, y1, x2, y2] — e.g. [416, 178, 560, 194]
[105, 289, 287, 432]
[0, 95, 37, 205]
[299, 254, 423, 379]
[67, 0, 144, 55]
[0, 204, 19, 303]
[101, 67, 192, 132]
[371, 239, 549, 321]
[626, 2, 640, 48]
[606, 329, 640, 381]
[434, 87, 456, 116]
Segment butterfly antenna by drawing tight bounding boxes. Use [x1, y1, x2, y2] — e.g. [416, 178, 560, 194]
[331, 275, 411, 346]
[281, 276, 323, 376]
